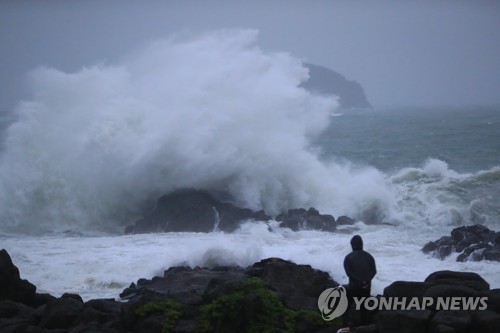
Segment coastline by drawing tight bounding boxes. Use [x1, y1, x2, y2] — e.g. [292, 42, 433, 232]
[2, 249, 499, 332]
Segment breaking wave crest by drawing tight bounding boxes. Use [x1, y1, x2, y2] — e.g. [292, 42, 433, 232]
[388, 159, 500, 229]
[0, 30, 393, 233]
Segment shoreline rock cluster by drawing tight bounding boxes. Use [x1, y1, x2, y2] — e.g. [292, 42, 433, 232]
[422, 225, 500, 262]
[378, 270, 500, 333]
[2, 247, 500, 332]
[126, 189, 354, 234]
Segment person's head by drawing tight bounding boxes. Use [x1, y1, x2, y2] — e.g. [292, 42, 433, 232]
[350, 235, 363, 251]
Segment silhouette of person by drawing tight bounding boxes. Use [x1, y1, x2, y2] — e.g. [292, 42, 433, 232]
[341, 235, 376, 330]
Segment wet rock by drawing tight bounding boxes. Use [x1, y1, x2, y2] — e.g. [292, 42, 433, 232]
[133, 189, 271, 233]
[470, 309, 500, 333]
[122, 265, 247, 305]
[383, 281, 432, 298]
[424, 271, 490, 292]
[128, 189, 356, 234]
[376, 309, 432, 333]
[39, 298, 84, 329]
[429, 310, 471, 333]
[337, 215, 356, 226]
[0, 249, 37, 306]
[276, 208, 336, 232]
[247, 258, 338, 310]
[422, 225, 500, 262]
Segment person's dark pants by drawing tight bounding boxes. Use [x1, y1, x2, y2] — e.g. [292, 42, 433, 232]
[341, 284, 371, 328]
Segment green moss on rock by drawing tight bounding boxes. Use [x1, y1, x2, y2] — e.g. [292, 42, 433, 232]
[200, 278, 341, 333]
[136, 298, 183, 333]
[201, 278, 294, 333]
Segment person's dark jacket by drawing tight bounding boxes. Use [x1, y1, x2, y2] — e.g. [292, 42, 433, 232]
[343, 235, 377, 290]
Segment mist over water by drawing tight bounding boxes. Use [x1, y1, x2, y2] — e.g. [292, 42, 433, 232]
[0, 30, 395, 233]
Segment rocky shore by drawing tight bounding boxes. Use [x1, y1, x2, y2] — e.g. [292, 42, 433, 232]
[2, 247, 500, 333]
[422, 225, 500, 262]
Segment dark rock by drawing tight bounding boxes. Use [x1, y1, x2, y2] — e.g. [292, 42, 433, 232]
[0, 249, 37, 306]
[337, 215, 356, 226]
[456, 243, 488, 262]
[383, 281, 432, 298]
[0, 323, 47, 333]
[31, 293, 56, 308]
[422, 284, 477, 299]
[470, 309, 500, 333]
[122, 265, 246, 306]
[73, 301, 123, 333]
[483, 247, 500, 261]
[422, 225, 500, 262]
[134, 313, 165, 333]
[0, 300, 35, 320]
[133, 189, 271, 233]
[61, 293, 83, 303]
[203, 276, 250, 302]
[302, 63, 372, 109]
[247, 258, 338, 310]
[494, 232, 500, 245]
[0, 300, 37, 332]
[478, 288, 500, 314]
[352, 324, 378, 333]
[119, 282, 137, 299]
[137, 278, 152, 287]
[174, 319, 199, 333]
[276, 208, 336, 232]
[422, 241, 438, 253]
[424, 271, 490, 292]
[438, 245, 453, 260]
[376, 309, 432, 333]
[430, 310, 471, 333]
[84, 299, 121, 315]
[430, 325, 456, 333]
[39, 297, 84, 329]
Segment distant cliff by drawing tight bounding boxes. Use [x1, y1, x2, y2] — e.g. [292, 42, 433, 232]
[303, 63, 372, 109]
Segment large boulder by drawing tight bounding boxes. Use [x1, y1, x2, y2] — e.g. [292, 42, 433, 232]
[38, 297, 84, 330]
[131, 189, 271, 233]
[378, 270, 500, 333]
[276, 208, 336, 232]
[0, 250, 37, 306]
[246, 258, 338, 310]
[424, 271, 489, 292]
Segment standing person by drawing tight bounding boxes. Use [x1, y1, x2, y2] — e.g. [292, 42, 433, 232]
[340, 235, 377, 331]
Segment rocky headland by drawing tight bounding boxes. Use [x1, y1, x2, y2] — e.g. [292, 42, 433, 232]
[302, 64, 372, 109]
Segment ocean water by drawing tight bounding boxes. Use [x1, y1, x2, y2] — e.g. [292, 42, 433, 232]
[0, 30, 499, 300]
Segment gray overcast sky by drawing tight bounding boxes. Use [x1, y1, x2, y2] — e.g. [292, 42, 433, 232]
[1, 0, 499, 112]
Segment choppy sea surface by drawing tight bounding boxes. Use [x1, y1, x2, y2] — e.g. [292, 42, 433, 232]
[0, 31, 498, 300]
